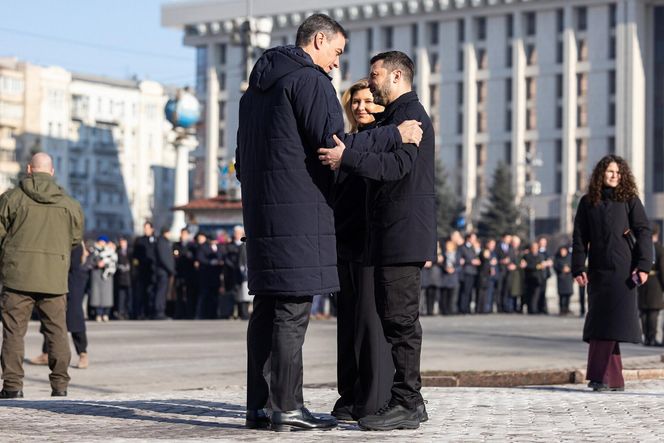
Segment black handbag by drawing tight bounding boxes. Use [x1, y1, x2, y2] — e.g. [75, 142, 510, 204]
[623, 202, 637, 251]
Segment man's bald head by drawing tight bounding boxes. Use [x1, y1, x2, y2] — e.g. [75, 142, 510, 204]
[27, 152, 54, 176]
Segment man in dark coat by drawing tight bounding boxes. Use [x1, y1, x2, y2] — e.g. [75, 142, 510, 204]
[638, 224, 664, 345]
[154, 227, 175, 320]
[193, 232, 219, 319]
[320, 51, 436, 431]
[495, 234, 512, 313]
[173, 228, 196, 319]
[131, 221, 156, 320]
[523, 242, 544, 314]
[554, 246, 574, 315]
[114, 237, 132, 320]
[458, 233, 481, 314]
[236, 14, 422, 432]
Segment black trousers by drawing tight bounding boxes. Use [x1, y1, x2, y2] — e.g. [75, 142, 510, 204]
[132, 273, 154, 319]
[374, 263, 424, 410]
[43, 331, 87, 355]
[336, 261, 393, 418]
[438, 287, 456, 315]
[640, 309, 660, 344]
[559, 293, 572, 314]
[459, 274, 475, 314]
[153, 270, 170, 319]
[246, 294, 312, 412]
[424, 286, 439, 316]
[114, 285, 131, 319]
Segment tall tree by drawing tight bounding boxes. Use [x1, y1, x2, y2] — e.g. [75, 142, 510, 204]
[435, 160, 461, 239]
[477, 162, 525, 239]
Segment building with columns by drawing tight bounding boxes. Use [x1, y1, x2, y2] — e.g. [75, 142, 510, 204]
[0, 57, 177, 236]
[162, 0, 664, 235]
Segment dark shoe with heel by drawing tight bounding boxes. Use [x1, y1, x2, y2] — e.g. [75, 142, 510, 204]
[331, 404, 356, 422]
[271, 408, 337, 432]
[245, 409, 270, 429]
[51, 390, 67, 397]
[0, 389, 23, 399]
[358, 402, 420, 431]
[588, 381, 624, 392]
[417, 402, 428, 422]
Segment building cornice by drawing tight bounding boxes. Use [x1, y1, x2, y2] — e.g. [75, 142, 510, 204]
[165, 0, 537, 38]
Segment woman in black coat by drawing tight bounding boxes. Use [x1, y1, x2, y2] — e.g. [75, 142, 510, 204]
[553, 246, 574, 315]
[572, 155, 653, 392]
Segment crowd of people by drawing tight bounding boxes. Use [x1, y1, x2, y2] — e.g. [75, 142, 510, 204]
[73, 222, 250, 322]
[420, 231, 577, 317]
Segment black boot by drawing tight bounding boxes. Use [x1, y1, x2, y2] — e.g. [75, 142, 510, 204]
[358, 401, 420, 431]
[270, 408, 337, 432]
[0, 389, 24, 399]
[245, 409, 270, 429]
[51, 390, 67, 397]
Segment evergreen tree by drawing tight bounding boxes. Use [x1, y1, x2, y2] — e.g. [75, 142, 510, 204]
[435, 160, 461, 239]
[477, 162, 525, 239]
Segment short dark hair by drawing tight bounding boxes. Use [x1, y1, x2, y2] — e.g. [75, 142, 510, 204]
[370, 51, 415, 85]
[296, 13, 347, 47]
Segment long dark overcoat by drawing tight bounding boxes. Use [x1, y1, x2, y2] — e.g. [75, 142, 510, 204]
[638, 242, 664, 310]
[553, 252, 574, 295]
[572, 193, 653, 343]
[236, 45, 402, 296]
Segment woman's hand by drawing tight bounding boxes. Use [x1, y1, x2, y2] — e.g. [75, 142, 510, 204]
[575, 272, 588, 287]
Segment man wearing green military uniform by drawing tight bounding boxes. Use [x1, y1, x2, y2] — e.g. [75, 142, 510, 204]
[0, 153, 84, 399]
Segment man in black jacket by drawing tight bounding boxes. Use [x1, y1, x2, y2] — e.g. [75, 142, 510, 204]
[319, 51, 437, 431]
[154, 227, 175, 320]
[236, 14, 423, 432]
[132, 221, 156, 320]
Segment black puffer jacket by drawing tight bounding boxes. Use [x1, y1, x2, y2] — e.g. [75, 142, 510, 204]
[236, 46, 401, 296]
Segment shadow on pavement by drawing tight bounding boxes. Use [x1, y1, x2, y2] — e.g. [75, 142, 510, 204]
[0, 398, 246, 430]
[516, 385, 664, 397]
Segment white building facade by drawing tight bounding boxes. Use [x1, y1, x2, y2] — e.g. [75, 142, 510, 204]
[0, 58, 177, 236]
[163, 0, 664, 235]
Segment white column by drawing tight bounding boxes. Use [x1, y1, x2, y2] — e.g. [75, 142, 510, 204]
[417, 22, 431, 115]
[561, 5, 578, 234]
[616, 0, 646, 197]
[204, 43, 219, 198]
[170, 133, 198, 238]
[512, 12, 526, 202]
[463, 16, 478, 221]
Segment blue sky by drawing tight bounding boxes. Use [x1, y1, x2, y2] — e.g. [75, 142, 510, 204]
[0, 0, 194, 86]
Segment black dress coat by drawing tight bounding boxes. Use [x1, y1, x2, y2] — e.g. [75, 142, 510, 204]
[236, 45, 402, 296]
[553, 252, 574, 295]
[67, 244, 89, 333]
[340, 91, 436, 265]
[572, 191, 653, 343]
[638, 242, 664, 310]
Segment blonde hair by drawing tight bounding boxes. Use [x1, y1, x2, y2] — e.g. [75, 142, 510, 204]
[341, 79, 371, 133]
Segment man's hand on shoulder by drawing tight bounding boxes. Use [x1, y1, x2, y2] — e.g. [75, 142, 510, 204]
[318, 134, 345, 171]
[398, 120, 422, 146]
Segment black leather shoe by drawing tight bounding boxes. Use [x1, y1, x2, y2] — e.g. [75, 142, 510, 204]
[51, 390, 67, 397]
[246, 409, 270, 429]
[587, 381, 623, 392]
[331, 404, 356, 422]
[417, 402, 428, 422]
[0, 389, 23, 399]
[358, 402, 420, 431]
[270, 408, 337, 432]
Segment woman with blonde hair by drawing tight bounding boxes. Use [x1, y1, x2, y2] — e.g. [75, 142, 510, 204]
[572, 154, 652, 391]
[332, 79, 395, 421]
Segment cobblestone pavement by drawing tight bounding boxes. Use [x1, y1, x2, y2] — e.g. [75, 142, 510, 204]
[3, 381, 664, 441]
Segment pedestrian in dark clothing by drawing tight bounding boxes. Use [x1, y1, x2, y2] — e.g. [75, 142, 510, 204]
[154, 227, 175, 320]
[495, 234, 513, 313]
[0, 153, 84, 399]
[537, 237, 552, 314]
[236, 14, 422, 432]
[331, 79, 394, 422]
[114, 237, 132, 320]
[459, 233, 480, 314]
[132, 221, 156, 320]
[638, 224, 664, 346]
[320, 51, 436, 431]
[422, 244, 444, 316]
[173, 228, 197, 319]
[439, 239, 460, 315]
[193, 232, 219, 319]
[523, 242, 543, 314]
[572, 155, 653, 392]
[554, 246, 574, 315]
[224, 227, 250, 319]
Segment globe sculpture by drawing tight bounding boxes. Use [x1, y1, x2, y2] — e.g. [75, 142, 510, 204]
[166, 89, 200, 238]
[165, 90, 200, 129]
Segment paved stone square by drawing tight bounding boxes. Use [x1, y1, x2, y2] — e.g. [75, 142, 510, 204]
[2, 315, 664, 441]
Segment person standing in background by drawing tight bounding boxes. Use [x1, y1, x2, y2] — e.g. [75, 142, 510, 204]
[638, 223, 664, 346]
[554, 246, 574, 316]
[132, 222, 156, 320]
[154, 227, 175, 320]
[114, 237, 132, 320]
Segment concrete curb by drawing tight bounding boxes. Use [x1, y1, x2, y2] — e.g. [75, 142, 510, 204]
[421, 354, 664, 388]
